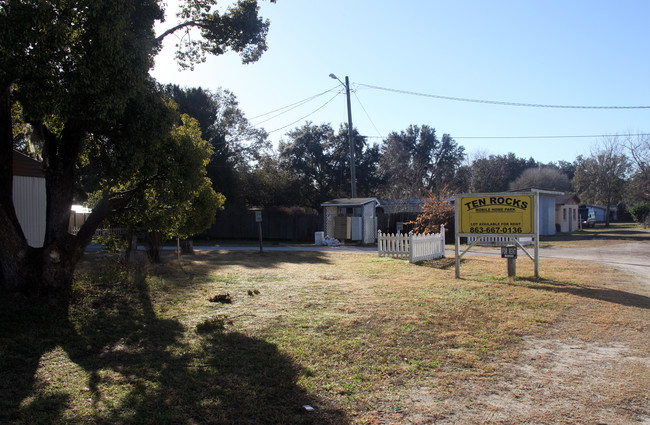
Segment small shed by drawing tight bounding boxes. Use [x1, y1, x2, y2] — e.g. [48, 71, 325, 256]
[555, 194, 580, 232]
[321, 198, 379, 245]
[12, 150, 46, 247]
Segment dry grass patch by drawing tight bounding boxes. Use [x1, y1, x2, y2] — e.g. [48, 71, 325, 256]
[1, 249, 647, 424]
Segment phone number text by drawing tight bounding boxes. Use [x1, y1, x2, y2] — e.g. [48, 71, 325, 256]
[469, 226, 523, 234]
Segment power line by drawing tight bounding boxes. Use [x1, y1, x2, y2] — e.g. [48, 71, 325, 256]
[352, 89, 383, 139]
[362, 133, 650, 140]
[267, 92, 340, 134]
[454, 133, 650, 140]
[249, 85, 340, 122]
[358, 83, 650, 110]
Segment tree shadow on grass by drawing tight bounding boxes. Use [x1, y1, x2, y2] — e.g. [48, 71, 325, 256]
[0, 259, 349, 425]
[496, 278, 650, 310]
[413, 257, 466, 270]
[148, 250, 335, 287]
[190, 250, 335, 270]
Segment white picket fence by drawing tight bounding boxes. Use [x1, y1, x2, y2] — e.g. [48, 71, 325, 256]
[378, 225, 446, 262]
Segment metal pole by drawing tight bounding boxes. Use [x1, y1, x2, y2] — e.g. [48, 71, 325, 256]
[534, 191, 539, 278]
[455, 198, 460, 278]
[344, 76, 357, 198]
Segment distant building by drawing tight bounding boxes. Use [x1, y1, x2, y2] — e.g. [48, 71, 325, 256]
[555, 194, 580, 233]
[579, 204, 617, 223]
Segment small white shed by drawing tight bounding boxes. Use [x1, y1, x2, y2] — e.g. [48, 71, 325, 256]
[321, 198, 379, 245]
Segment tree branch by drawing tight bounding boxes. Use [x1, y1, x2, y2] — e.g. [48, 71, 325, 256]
[154, 20, 201, 46]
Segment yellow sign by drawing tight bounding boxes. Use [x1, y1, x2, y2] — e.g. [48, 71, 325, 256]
[458, 194, 535, 234]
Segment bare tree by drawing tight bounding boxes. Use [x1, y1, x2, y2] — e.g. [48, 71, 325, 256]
[509, 167, 573, 192]
[573, 137, 631, 226]
[623, 133, 650, 203]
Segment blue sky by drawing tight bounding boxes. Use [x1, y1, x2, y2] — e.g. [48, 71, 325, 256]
[151, 1, 650, 164]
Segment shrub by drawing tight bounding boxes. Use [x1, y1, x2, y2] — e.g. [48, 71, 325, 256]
[629, 202, 650, 224]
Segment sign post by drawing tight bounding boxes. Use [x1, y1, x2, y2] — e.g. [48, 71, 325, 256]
[252, 209, 263, 253]
[501, 246, 517, 277]
[455, 192, 540, 279]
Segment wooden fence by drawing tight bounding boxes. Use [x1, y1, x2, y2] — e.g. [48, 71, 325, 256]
[206, 207, 321, 241]
[377, 225, 445, 263]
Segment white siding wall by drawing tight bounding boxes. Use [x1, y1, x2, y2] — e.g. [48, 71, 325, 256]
[556, 205, 579, 233]
[13, 176, 46, 247]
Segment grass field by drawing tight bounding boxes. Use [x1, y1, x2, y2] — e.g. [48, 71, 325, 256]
[0, 225, 648, 424]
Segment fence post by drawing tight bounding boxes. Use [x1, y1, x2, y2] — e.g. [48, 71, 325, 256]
[409, 232, 414, 263]
[377, 230, 382, 256]
[440, 224, 445, 257]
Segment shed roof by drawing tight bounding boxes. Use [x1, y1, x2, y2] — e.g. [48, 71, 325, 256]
[508, 188, 565, 196]
[555, 194, 580, 205]
[13, 151, 44, 178]
[321, 198, 379, 207]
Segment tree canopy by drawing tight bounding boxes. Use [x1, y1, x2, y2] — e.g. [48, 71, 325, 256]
[161, 84, 271, 205]
[278, 122, 380, 208]
[378, 125, 465, 198]
[469, 153, 537, 193]
[0, 0, 274, 293]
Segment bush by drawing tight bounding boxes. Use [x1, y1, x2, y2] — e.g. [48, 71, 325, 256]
[95, 234, 126, 254]
[629, 202, 650, 224]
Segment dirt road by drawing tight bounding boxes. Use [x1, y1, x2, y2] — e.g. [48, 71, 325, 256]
[539, 242, 650, 283]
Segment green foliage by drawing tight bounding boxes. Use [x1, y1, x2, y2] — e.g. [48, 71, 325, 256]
[629, 202, 650, 223]
[95, 235, 127, 254]
[163, 0, 275, 69]
[0, 0, 274, 291]
[103, 109, 225, 239]
[470, 153, 538, 193]
[278, 122, 380, 207]
[2, 0, 163, 127]
[378, 125, 465, 198]
[161, 84, 271, 206]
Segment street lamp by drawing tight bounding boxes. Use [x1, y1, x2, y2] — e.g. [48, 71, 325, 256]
[329, 73, 357, 198]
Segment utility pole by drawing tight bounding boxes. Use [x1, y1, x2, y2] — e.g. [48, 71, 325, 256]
[330, 74, 357, 198]
[344, 76, 357, 198]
